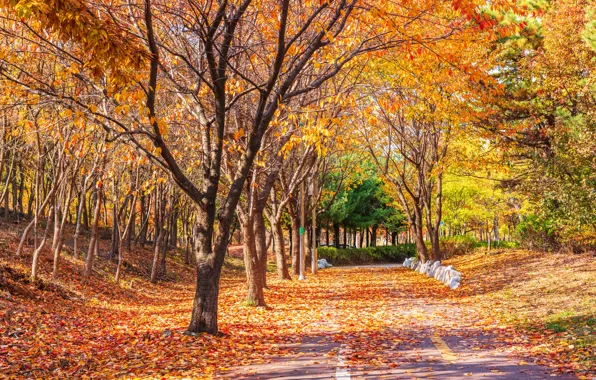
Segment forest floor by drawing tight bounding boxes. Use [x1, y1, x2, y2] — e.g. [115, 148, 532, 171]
[0, 222, 594, 379]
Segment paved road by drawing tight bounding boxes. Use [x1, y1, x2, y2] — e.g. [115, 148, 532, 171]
[219, 266, 576, 379]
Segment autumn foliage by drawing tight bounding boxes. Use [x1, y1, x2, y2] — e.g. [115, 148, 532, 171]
[0, 0, 594, 378]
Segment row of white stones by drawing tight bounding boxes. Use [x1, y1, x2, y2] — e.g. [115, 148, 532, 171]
[402, 258, 461, 289]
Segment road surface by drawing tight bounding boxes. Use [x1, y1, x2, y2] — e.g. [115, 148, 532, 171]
[218, 265, 575, 379]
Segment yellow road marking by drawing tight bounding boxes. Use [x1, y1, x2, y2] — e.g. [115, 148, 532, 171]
[430, 334, 457, 363]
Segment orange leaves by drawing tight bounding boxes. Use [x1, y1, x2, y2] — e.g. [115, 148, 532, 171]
[0, 0, 149, 85]
[2, 246, 593, 378]
[233, 128, 245, 141]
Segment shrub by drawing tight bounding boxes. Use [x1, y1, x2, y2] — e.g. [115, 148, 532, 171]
[516, 215, 560, 252]
[317, 245, 415, 266]
[439, 235, 477, 258]
[440, 235, 519, 258]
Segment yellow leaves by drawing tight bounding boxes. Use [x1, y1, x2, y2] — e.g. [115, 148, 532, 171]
[157, 119, 168, 135]
[0, 0, 150, 84]
[62, 109, 73, 118]
[74, 110, 85, 127]
[68, 63, 79, 75]
[114, 105, 130, 116]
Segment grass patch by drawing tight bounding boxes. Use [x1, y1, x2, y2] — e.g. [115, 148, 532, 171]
[545, 321, 567, 333]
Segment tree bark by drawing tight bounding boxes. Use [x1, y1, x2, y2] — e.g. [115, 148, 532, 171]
[271, 220, 291, 280]
[31, 203, 54, 281]
[254, 211, 268, 289]
[84, 186, 102, 279]
[371, 224, 378, 247]
[52, 182, 74, 280]
[73, 178, 88, 260]
[151, 226, 164, 283]
[290, 212, 300, 275]
[333, 223, 340, 248]
[242, 216, 266, 306]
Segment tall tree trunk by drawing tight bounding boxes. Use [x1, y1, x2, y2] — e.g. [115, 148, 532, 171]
[82, 190, 89, 231]
[183, 215, 190, 265]
[84, 186, 102, 279]
[31, 204, 54, 281]
[271, 220, 291, 280]
[188, 200, 225, 335]
[73, 178, 88, 260]
[151, 227, 164, 283]
[242, 216, 266, 306]
[429, 228, 441, 261]
[110, 193, 119, 260]
[290, 213, 300, 275]
[138, 194, 149, 248]
[254, 211, 268, 289]
[333, 223, 340, 248]
[371, 225, 378, 247]
[412, 209, 429, 262]
[116, 194, 137, 284]
[304, 222, 311, 270]
[52, 182, 74, 280]
[170, 209, 178, 248]
[159, 218, 170, 277]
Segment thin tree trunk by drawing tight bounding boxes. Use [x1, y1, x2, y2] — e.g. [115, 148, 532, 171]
[52, 182, 74, 280]
[73, 178, 88, 260]
[116, 193, 137, 284]
[271, 220, 291, 280]
[151, 227, 164, 283]
[254, 212, 268, 289]
[84, 186, 103, 279]
[333, 223, 340, 248]
[290, 213, 300, 275]
[31, 204, 55, 281]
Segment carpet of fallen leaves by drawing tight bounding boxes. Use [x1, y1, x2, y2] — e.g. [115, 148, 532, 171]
[446, 249, 596, 379]
[0, 221, 594, 380]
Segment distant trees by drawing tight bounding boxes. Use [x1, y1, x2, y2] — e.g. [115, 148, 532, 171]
[319, 163, 407, 249]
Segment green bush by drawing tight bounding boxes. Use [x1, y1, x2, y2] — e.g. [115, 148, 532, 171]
[317, 244, 415, 266]
[440, 235, 519, 257]
[516, 215, 560, 251]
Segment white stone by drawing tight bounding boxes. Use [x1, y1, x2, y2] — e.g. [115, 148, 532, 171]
[428, 261, 441, 277]
[403, 259, 461, 290]
[426, 264, 436, 277]
[438, 268, 448, 283]
[449, 277, 460, 289]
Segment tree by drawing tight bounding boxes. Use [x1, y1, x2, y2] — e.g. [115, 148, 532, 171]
[474, 0, 596, 251]
[1, 0, 418, 334]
